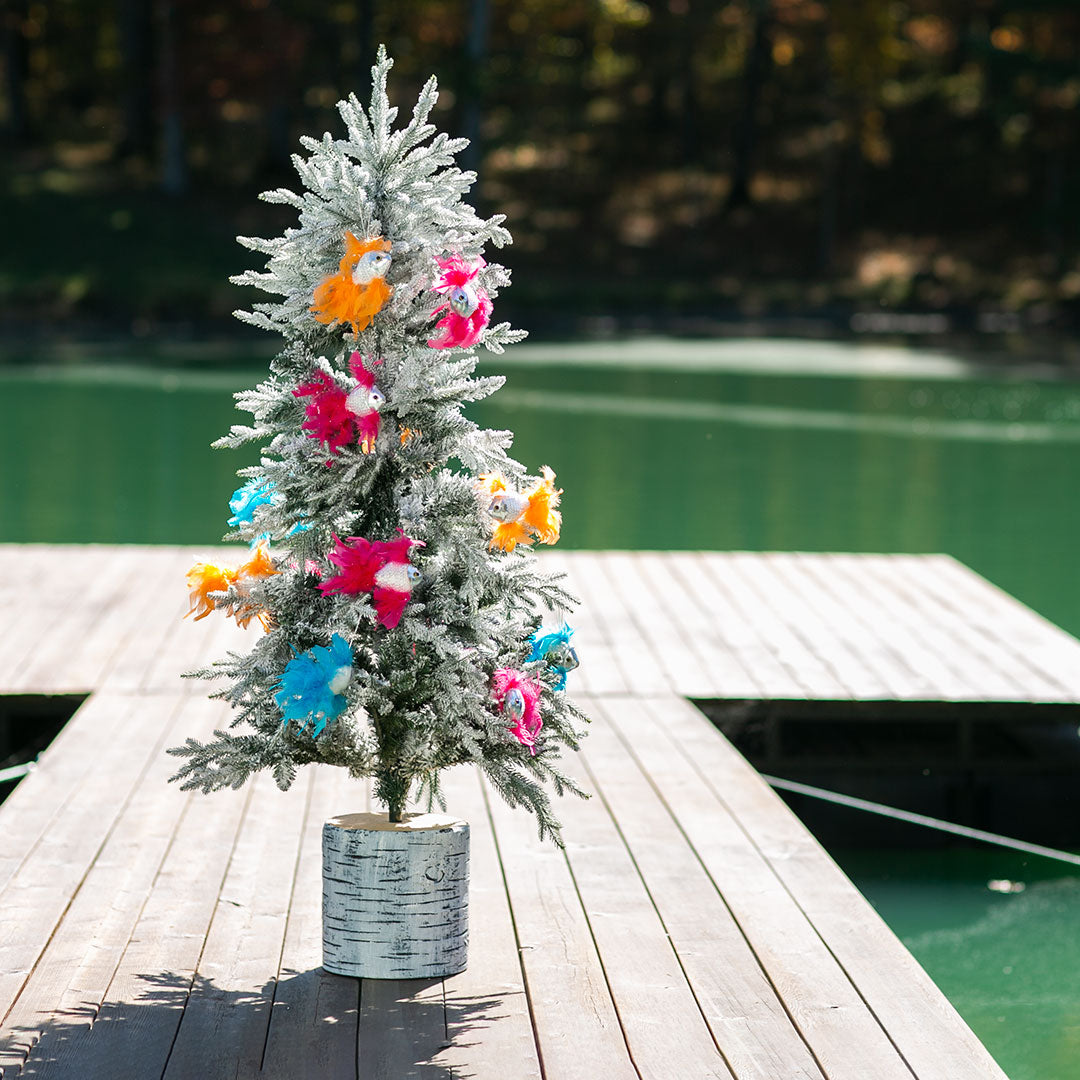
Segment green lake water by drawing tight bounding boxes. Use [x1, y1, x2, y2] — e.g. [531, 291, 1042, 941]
[3, 336, 1080, 1077]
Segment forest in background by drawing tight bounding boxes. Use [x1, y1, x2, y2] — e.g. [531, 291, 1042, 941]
[2, 0, 1079, 344]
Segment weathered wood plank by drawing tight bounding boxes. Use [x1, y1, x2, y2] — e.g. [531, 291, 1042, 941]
[720, 552, 869, 699]
[748, 554, 896, 699]
[608, 694, 918, 1080]
[769, 553, 933, 699]
[0, 547, 63, 677]
[99, 544, 232, 693]
[538, 551, 605, 697]
[699, 554, 850, 699]
[434, 765, 543, 1080]
[819, 555, 980, 700]
[0, 546, 119, 690]
[481, 771, 639, 1080]
[790, 554, 944, 700]
[357, 978, 450, 1080]
[163, 770, 313, 1079]
[574, 698, 825, 1080]
[599, 551, 715, 695]
[0, 690, 190, 1025]
[881, 555, 1060, 702]
[666, 552, 802, 698]
[854, 555, 1025, 701]
[9, 783, 251, 1079]
[10, 547, 136, 695]
[568, 551, 673, 695]
[259, 764, 360, 1080]
[635, 552, 765, 699]
[0, 695, 214, 1073]
[914, 555, 1080, 700]
[140, 553, 258, 693]
[549, 741, 737, 1078]
[645, 694, 1009, 1080]
[542, 551, 632, 695]
[0, 691, 132, 897]
[69, 547, 193, 692]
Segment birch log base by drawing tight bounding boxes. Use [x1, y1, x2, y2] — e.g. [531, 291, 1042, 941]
[322, 812, 469, 979]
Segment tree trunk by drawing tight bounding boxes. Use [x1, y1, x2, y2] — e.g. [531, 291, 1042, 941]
[119, 0, 153, 157]
[459, 0, 490, 178]
[725, 0, 773, 213]
[2, 0, 30, 145]
[157, 0, 187, 195]
[322, 812, 469, 979]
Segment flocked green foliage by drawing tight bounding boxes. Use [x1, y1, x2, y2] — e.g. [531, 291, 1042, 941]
[167, 48, 588, 844]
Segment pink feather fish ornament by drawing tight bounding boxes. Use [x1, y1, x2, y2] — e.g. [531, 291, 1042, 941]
[493, 668, 543, 755]
[294, 352, 385, 455]
[428, 254, 492, 349]
[318, 530, 424, 629]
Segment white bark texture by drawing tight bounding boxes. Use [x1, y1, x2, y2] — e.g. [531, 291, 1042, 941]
[322, 812, 469, 979]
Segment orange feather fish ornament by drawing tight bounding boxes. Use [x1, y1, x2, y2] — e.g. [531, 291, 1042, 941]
[310, 232, 392, 335]
[184, 542, 278, 630]
[478, 467, 562, 553]
[186, 562, 237, 621]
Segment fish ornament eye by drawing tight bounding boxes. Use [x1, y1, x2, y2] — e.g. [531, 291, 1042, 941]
[488, 494, 513, 522]
[547, 643, 579, 672]
[345, 381, 385, 417]
[504, 687, 526, 721]
[449, 284, 479, 318]
[352, 250, 392, 285]
[406, 565, 422, 585]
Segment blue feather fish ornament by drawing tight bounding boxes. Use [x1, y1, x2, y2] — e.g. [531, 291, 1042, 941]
[527, 624, 579, 691]
[275, 634, 354, 736]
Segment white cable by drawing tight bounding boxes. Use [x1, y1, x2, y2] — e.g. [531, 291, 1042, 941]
[0, 762, 33, 785]
[763, 774, 1080, 868]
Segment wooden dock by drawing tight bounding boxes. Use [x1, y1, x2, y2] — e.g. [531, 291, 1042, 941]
[4, 545, 1077, 1079]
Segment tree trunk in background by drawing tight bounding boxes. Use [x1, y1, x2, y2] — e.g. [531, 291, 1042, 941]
[353, 0, 375, 91]
[676, 1, 701, 166]
[459, 0, 489, 179]
[725, 0, 773, 212]
[2, 0, 29, 144]
[119, 0, 153, 158]
[157, 0, 186, 195]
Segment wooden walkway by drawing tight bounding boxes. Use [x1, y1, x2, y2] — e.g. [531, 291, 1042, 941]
[3, 544, 1071, 1079]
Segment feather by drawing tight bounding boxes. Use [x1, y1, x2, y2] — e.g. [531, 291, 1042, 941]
[493, 668, 543, 754]
[275, 633, 354, 736]
[186, 562, 237, 621]
[294, 371, 354, 454]
[318, 530, 424, 629]
[521, 466, 562, 544]
[310, 232, 393, 335]
[427, 253, 492, 349]
[480, 466, 562, 552]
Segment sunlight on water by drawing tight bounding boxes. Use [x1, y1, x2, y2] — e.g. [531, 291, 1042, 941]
[839, 850, 1080, 1080]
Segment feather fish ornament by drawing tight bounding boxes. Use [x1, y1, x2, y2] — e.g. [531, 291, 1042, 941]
[493, 668, 543, 755]
[478, 467, 562, 553]
[294, 352, 385, 455]
[310, 232, 392, 335]
[185, 541, 278, 630]
[318, 530, 424, 629]
[427, 254, 492, 349]
[275, 633, 354, 737]
[527, 623, 579, 691]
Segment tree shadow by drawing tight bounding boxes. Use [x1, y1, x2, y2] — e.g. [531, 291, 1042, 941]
[3, 967, 528, 1079]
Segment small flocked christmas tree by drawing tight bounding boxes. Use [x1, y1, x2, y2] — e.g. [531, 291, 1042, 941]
[169, 48, 587, 843]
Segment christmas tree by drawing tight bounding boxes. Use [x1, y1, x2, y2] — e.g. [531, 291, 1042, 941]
[169, 48, 587, 843]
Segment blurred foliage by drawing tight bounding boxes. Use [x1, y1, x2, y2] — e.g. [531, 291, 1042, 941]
[2, 0, 1080, 334]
